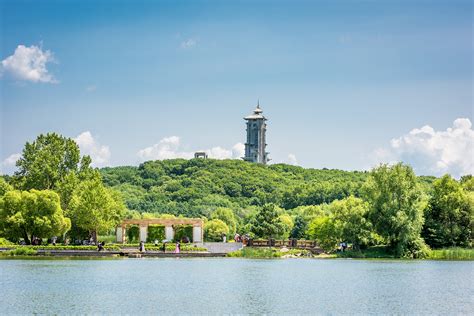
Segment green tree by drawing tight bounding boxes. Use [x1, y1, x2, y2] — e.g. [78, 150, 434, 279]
[250, 204, 285, 239]
[210, 207, 237, 236]
[422, 175, 473, 248]
[0, 178, 13, 196]
[329, 196, 372, 250]
[0, 189, 71, 244]
[307, 215, 340, 251]
[68, 179, 125, 242]
[289, 215, 308, 239]
[13, 133, 92, 191]
[278, 213, 294, 239]
[204, 219, 229, 241]
[363, 163, 428, 258]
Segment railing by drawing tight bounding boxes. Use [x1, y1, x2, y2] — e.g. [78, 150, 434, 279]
[247, 239, 319, 249]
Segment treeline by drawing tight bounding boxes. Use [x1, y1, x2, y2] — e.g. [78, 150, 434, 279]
[0, 133, 472, 257]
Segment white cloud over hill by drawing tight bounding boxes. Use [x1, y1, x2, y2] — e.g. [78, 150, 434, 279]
[137, 136, 245, 162]
[374, 118, 474, 178]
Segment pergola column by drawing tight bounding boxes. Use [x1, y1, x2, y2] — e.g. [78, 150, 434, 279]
[116, 226, 122, 243]
[165, 226, 174, 241]
[192, 225, 203, 243]
[139, 225, 148, 242]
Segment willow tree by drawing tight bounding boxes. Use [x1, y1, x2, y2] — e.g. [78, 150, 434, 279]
[363, 163, 428, 258]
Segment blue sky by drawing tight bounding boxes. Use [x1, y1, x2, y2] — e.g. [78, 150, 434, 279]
[1, 0, 473, 177]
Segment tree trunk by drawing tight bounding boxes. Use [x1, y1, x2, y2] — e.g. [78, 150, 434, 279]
[22, 229, 30, 245]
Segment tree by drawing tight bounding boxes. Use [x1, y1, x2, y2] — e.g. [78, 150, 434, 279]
[250, 204, 285, 239]
[0, 190, 71, 244]
[307, 215, 340, 251]
[204, 219, 229, 241]
[363, 163, 428, 257]
[329, 196, 372, 250]
[68, 179, 125, 242]
[289, 215, 308, 239]
[0, 178, 13, 196]
[210, 207, 237, 236]
[278, 213, 294, 239]
[422, 175, 472, 248]
[13, 133, 91, 191]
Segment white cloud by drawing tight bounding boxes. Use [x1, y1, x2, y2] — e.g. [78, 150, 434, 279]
[137, 136, 244, 162]
[74, 131, 111, 167]
[1, 44, 57, 83]
[0, 153, 21, 175]
[2, 153, 21, 167]
[180, 38, 197, 49]
[373, 118, 474, 177]
[287, 154, 298, 165]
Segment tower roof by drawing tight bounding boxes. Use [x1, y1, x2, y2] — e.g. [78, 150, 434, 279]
[244, 102, 266, 120]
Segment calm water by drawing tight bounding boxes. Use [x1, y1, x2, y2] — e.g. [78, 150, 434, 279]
[0, 258, 473, 314]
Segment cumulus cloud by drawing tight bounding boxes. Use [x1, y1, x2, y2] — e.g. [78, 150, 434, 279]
[74, 131, 111, 167]
[0, 153, 21, 175]
[287, 154, 298, 165]
[373, 118, 474, 177]
[180, 38, 197, 49]
[137, 136, 244, 162]
[1, 44, 57, 83]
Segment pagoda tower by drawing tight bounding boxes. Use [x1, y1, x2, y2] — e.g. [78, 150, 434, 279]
[243, 102, 269, 164]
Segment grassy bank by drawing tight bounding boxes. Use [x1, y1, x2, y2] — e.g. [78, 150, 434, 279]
[336, 246, 474, 260]
[427, 248, 474, 260]
[227, 247, 312, 258]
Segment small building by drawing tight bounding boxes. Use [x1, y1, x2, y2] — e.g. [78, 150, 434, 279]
[194, 152, 208, 159]
[243, 102, 270, 164]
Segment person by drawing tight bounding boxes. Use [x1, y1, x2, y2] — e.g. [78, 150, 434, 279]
[139, 241, 146, 253]
[222, 233, 227, 243]
[97, 242, 104, 252]
[52, 236, 57, 246]
[162, 241, 166, 253]
[234, 233, 241, 242]
[174, 241, 180, 254]
[154, 239, 158, 247]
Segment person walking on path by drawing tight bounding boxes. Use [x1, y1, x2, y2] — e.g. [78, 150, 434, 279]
[174, 241, 180, 254]
[139, 241, 146, 253]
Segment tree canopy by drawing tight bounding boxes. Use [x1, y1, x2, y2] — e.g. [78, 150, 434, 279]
[0, 189, 71, 244]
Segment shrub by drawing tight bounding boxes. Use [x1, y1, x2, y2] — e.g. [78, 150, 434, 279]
[0, 238, 13, 246]
[2, 247, 37, 256]
[146, 225, 165, 243]
[204, 219, 229, 241]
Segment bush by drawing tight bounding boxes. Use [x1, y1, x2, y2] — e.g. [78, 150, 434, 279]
[146, 225, 165, 243]
[0, 238, 13, 246]
[204, 219, 229, 241]
[1, 247, 37, 256]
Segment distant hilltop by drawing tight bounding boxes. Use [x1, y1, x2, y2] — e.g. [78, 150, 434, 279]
[100, 158, 436, 217]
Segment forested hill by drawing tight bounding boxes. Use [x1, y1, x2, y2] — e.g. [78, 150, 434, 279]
[100, 159, 435, 218]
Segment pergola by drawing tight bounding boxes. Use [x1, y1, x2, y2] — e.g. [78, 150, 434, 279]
[116, 218, 204, 243]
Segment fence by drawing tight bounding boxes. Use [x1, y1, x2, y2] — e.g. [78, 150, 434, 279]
[247, 239, 319, 250]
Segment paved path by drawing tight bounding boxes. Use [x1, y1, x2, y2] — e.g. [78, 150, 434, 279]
[203, 242, 243, 254]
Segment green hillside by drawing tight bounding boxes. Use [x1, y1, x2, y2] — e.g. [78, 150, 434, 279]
[100, 158, 434, 218]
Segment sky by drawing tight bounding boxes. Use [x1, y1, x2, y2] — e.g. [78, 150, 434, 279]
[1, 0, 473, 177]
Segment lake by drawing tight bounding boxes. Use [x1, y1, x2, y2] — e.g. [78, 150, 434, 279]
[0, 258, 473, 314]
